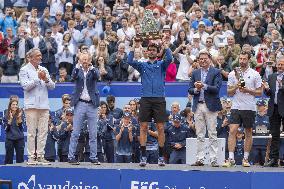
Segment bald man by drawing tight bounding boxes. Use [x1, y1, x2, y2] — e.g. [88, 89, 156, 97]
[68, 53, 101, 165]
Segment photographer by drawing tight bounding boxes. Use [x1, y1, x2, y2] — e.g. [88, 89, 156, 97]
[0, 43, 20, 83]
[0, 7, 17, 36]
[12, 26, 34, 66]
[3, 99, 24, 164]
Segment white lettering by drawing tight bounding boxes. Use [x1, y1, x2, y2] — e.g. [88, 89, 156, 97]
[38, 184, 46, 189]
[91, 187, 98, 189]
[71, 186, 78, 189]
[131, 181, 139, 189]
[84, 186, 91, 189]
[149, 182, 159, 189]
[63, 181, 71, 189]
[46, 185, 53, 189]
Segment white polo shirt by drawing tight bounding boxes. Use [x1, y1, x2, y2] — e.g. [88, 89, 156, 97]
[227, 67, 262, 111]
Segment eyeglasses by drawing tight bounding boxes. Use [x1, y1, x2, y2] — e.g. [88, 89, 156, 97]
[261, 48, 267, 50]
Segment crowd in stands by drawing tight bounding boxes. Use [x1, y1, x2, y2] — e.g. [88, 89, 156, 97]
[0, 0, 283, 82]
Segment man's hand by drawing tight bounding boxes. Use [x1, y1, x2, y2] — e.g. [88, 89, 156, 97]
[194, 81, 204, 91]
[174, 143, 182, 149]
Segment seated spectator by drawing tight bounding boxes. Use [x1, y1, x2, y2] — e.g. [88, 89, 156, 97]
[39, 29, 58, 78]
[0, 43, 20, 83]
[57, 33, 75, 75]
[108, 43, 129, 81]
[56, 67, 71, 83]
[94, 56, 113, 82]
[115, 112, 134, 163]
[3, 99, 24, 164]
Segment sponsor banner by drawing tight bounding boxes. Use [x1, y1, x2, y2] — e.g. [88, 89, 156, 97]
[0, 82, 228, 98]
[251, 172, 284, 189]
[0, 166, 120, 189]
[121, 169, 251, 189]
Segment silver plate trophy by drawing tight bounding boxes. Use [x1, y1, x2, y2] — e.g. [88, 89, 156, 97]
[135, 10, 162, 41]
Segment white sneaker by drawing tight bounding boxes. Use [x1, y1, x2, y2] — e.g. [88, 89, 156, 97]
[37, 157, 51, 165]
[27, 158, 38, 165]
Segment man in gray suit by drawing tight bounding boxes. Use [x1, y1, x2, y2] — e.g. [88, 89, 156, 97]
[19, 48, 55, 165]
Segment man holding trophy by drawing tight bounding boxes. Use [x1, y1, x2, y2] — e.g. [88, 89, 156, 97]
[223, 51, 262, 167]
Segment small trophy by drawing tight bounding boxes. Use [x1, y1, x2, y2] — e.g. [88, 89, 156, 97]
[135, 10, 162, 41]
[234, 67, 245, 88]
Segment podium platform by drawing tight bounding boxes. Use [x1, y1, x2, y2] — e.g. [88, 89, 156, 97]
[0, 163, 283, 189]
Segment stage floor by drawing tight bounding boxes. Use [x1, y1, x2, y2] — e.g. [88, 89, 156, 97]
[2, 162, 283, 172]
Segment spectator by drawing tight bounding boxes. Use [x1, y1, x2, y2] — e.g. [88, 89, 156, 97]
[115, 112, 134, 163]
[47, 0, 66, 18]
[50, 24, 62, 47]
[64, 20, 81, 52]
[242, 20, 262, 47]
[0, 43, 20, 83]
[98, 101, 115, 163]
[116, 17, 135, 54]
[81, 18, 97, 47]
[57, 108, 73, 162]
[108, 43, 129, 81]
[113, 0, 130, 18]
[39, 7, 55, 36]
[54, 94, 71, 125]
[54, 11, 67, 33]
[94, 56, 113, 82]
[39, 29, 58, 78]
[0, 7, 17, 36]
[191, 8, 212, 31]
[130, 0, 144, 18]
[30, 27, 42, 48]
[56, 67, 71, 83]
[3, 99, 24, 164]
[63, 2, 74, 22]
[94, 9, 104, 38]
[145, 0, 168, 16]
[44, 115, 58, 162]
[168, 114, 191, 164]
[106, 95, 123, 119]
[13, 26, 34, 66]
[215, 55, 231, 81]
[73, 10, 84, 31]
[11, 0, 29, 18]
[57, 33, 75, 75]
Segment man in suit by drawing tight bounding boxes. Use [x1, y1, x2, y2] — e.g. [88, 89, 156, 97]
[19, 48, 55, 165]
[263, 58, 284, 167]
[68, 52, 101, 165]
[188, 50, 222, 167]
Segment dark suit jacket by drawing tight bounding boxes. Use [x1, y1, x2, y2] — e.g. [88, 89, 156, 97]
[188, 66, 222, 113]
[71, 67, 100, 107]
[264, 73, 284, 117]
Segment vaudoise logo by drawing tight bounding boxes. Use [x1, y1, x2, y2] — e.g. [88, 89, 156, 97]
[18, 175, 99, 189]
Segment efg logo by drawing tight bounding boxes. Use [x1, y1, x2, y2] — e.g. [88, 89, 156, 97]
[131, 181, 160, 189]
[18, 175, 99, 189]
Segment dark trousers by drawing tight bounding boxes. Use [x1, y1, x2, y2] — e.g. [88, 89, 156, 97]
[169, 149, 186, 164]
[146, 150, 158, 164]
[103, 140, 114, 163]
[58, 149, 68, 162]
[269, 105, 284, 160]
[115, 154, 132, 163]
[5, 138, 24, 164]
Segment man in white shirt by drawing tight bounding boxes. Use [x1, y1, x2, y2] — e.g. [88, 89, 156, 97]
[19, 48, 55, 165]
[117, 17, 135, 54]
[47, 0, 65, 17]
[223, 51, 262, 167]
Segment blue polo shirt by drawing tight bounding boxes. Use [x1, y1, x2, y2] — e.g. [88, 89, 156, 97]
[127, 48, 173, 97]
[191, 18, 212, 30]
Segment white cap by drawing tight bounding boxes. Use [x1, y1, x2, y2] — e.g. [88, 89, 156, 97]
[218, 43, 225, 48]
[66, 2, 72, 7]
[193, 33, 200, 39]
[198, 21, 205, 26]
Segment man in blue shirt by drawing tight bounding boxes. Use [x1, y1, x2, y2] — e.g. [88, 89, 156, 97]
[127, 39, 173, 167]
[0, 7, 17, 36]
